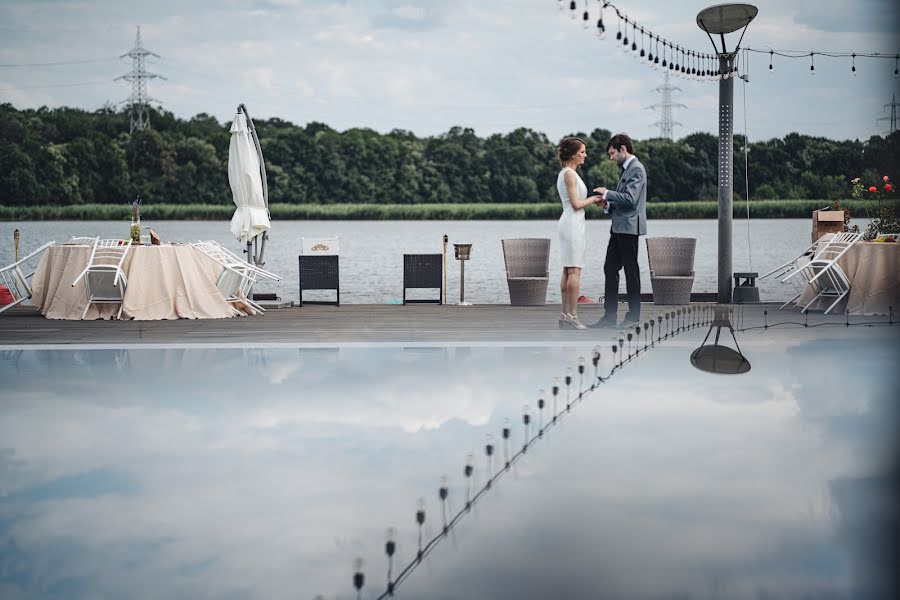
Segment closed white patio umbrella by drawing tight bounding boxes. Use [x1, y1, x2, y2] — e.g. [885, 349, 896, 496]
[228, 104, 270, 266]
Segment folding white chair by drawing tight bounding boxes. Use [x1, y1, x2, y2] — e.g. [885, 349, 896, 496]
[0, 241, 55, 315]
[760, 233, 836, 309]
[191, 241, 279, 315]
[71, 238, 133, 319]
[782, 232, 861, 314]
[65, 236, 96, 245]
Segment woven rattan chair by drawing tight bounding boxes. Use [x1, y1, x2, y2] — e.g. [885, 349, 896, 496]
[501, 238, 550, 306]
[646, 237, 696, 305]
[298, 255, 339, 306]
[403, 254, 442, 304]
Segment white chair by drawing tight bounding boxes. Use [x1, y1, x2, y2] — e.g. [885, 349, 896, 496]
[192, 241, 280, 315]
[761, 233, 836, 309]
[65, 236, 96, 245]
[782, 232, 861, 314]
[0, 241, 55, 315]
[71, 238, 132, 319]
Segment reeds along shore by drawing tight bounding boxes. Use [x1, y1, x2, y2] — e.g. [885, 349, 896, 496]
[1, 199, 895, 221]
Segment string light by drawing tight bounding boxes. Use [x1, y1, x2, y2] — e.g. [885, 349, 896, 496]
[595, 0, 605, 38]
[561, 2, 899, 83]
[639, 27, 646, 62]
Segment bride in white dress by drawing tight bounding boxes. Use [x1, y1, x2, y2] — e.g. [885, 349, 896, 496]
[557, 137, 603, 329]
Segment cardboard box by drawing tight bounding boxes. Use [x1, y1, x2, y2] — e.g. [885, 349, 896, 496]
[812, 210, 844, 243]
[301, 236, 339, 255]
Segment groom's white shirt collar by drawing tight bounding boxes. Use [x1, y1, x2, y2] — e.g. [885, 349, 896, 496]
[622, 155, 637, 171]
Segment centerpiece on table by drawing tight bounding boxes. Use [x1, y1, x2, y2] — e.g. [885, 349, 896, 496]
[130, 196, 142, 244]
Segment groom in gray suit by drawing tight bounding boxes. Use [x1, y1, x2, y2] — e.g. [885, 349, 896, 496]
[589, 133, 647, 328]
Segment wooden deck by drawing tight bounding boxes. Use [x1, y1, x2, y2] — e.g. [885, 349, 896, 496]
[1, 303, 892, 346]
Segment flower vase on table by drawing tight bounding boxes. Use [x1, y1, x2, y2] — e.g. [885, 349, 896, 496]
[130, 197, 142, 244]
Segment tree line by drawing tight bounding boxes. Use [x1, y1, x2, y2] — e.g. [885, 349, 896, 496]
[1, 103, 897, 208]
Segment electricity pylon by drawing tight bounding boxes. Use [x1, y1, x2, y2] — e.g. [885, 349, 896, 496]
[117, 26, 165, 133]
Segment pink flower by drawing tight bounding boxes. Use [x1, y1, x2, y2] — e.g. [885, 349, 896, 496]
[885, 184, 893, 192]
[883, 176, 889, 182]
[851, 177, 860, 184]
[868, 186, 878, 193]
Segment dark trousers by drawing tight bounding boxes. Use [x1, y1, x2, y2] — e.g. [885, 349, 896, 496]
[604, 233, 641, 318]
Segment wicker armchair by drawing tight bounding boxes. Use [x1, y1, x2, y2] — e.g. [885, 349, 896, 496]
[501, 238, 550, 306]
[646, 237, 696, 305]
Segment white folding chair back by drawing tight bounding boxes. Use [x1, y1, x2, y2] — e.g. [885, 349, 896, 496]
[0, 241, 55, 314]
[192, 241, 265, 315]
[65, 236, 96, 245]
[71, 238, 132, 319]
[194, 240, 281, 282]
[784, 232, 861, 314]
[771, 233, 860, 310]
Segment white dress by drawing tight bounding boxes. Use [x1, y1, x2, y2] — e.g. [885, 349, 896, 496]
[557, 167, 587, 268]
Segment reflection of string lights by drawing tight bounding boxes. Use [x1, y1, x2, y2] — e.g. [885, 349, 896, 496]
[563, 2, 898, 81]
[347, 303, 894, 598]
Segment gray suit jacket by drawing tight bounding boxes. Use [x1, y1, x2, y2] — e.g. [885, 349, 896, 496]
[605, 157, 647, 236]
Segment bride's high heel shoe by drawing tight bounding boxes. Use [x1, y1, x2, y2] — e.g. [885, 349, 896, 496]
[567, 313, 587, 330]
[559, 312, 572, 329]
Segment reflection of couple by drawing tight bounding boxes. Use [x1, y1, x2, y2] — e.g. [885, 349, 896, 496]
[557, 134, 647, 330]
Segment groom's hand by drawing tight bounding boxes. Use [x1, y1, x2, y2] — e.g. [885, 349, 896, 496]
[594, 187, 607, 196]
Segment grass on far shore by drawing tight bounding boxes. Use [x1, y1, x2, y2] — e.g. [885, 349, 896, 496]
[0, 200, 892, 221]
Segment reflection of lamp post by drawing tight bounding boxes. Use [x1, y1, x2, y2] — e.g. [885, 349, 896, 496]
[13, 229, 20, 262]
[453, 243, 472, 305]
[696, 3, 758, 303]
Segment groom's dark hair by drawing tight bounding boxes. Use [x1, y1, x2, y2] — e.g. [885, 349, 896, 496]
[606, 133, 634, 154]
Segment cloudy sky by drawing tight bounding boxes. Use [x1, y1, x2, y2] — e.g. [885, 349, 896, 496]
[0, 0, 898, 142]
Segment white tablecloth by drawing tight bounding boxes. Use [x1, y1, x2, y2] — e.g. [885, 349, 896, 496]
[32, 244, 237, 320]
[798, 242, 900, 315]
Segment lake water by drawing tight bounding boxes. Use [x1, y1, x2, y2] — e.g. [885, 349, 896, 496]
[1, 322, 898, 599]
[0, 219, 841, 304]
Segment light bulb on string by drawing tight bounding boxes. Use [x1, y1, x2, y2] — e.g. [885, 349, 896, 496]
[851, 53, 857, 76]
[894, 55, 899, 78]
[630, 22, 637, 56]
[569, 0, 577, 19]
[622, 18, 629, 52]
[639, 27, 646, 62]
[661, 42, 667, 69]
[647, 34, 655, 68]
[768, 50, 774, 73]
[582, 0, 589, 29]
[653, 37, 660, 68]
[809, 52, 815, 75]
[615, 16, 622, 42]
[595, 1, 605, 39]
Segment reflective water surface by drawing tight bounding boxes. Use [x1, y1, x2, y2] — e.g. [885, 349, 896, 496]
[1, 326, 898, 599]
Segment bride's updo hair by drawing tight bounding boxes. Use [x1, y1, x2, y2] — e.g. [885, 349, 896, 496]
[558, 137, 586, 166]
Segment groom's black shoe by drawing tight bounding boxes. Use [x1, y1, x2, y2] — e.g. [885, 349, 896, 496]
[621, 313, 641, 326]
[587, 316, 618, 329]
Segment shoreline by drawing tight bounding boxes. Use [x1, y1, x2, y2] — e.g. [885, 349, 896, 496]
[1, 200, 890, 221]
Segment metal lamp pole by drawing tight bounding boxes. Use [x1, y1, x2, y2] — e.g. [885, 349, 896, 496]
[696, 3, 758, 304]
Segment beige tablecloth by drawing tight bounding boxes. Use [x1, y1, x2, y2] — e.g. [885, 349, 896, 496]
[798, 242, 900, 315]
[31, 244, 237, 320]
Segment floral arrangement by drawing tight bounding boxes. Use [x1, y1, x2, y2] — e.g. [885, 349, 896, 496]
[849, 175, 898, 241]
[130, 196, 142, 243]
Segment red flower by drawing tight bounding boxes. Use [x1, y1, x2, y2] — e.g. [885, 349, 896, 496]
[885, 184, 893, 192]
[868, 186, 877, 193]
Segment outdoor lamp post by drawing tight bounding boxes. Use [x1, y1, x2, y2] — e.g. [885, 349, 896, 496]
[696, 3, 758, 304]
[453, 243, 473, 306]
[14, 229, 20, 262]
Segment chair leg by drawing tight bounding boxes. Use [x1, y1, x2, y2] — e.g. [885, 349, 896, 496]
[117, 301, 124, 320]
[823, 291, 848, 315]
[81, 299, 91, 320]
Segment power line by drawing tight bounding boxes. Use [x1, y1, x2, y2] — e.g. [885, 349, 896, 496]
[0, 80, 115, 91]
[0, 58, 118, 68]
